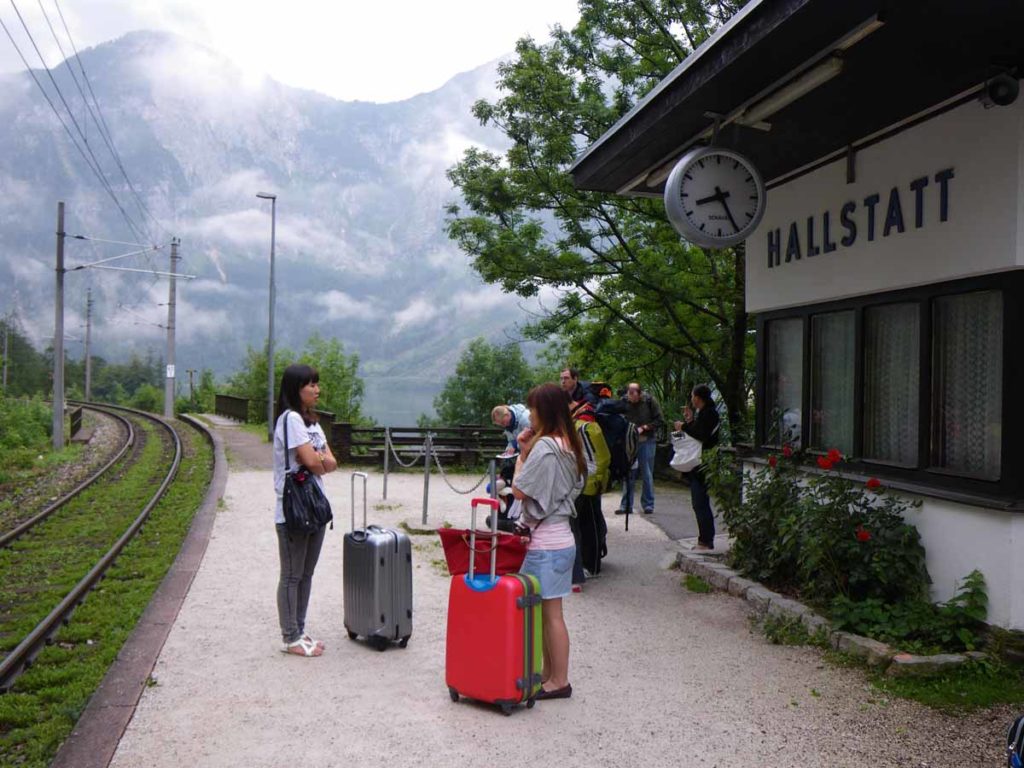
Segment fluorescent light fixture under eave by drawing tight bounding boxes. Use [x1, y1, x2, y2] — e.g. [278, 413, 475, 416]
[738, 56, 844, 125]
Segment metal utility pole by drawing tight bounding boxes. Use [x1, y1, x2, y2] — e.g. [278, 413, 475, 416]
[2, 316, 9, 394]
[163, 238, 179, 419]
[52, 201, 65, 450]
[256, 192, 277, 441]
[84, 288, 93, 400]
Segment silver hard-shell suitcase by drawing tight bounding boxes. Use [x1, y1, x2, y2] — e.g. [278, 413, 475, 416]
[343, 472, 413, 651]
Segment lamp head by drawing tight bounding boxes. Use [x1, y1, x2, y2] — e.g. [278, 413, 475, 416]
[256, 192, 277, 200]
[982, 73, 1019, 108]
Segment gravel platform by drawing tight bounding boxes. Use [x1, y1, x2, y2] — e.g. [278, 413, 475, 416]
[107, 424, 1011, 768]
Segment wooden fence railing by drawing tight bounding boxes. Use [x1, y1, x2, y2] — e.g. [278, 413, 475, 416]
[213, 393, 505, 465]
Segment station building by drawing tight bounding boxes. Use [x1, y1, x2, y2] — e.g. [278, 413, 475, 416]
[570, 0, 1024, 630]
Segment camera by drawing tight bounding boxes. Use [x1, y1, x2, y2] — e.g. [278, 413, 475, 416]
[982, 73, 1019, 108]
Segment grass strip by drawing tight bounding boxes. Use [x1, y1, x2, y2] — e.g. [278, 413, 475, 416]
[0, 419, 212, 768]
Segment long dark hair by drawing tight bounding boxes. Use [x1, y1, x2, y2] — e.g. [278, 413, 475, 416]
[527, 383, 586, 478]
[277, 364, 319, 426]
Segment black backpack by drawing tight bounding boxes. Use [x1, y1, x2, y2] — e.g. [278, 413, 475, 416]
[1008, 714, 1024, 768]
[592, 398, 639, 484]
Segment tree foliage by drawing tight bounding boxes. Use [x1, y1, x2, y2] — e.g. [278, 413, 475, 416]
[0, 316, 49, 397]
[430, 338, 535, 425]
[445, 0, 753, 434]
[226, 335, 367, 424]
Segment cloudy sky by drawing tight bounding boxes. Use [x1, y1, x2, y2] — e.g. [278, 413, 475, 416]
[0, 0, 581, 102]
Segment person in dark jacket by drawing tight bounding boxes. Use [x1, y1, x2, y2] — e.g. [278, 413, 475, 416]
[617, 383, 664, 515]
[559, 367, 600, 406]
[675, 384, 720, 551]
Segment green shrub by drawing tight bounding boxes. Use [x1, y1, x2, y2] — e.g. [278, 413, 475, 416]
[830, 570, 988, 654]
[708, 447, 928, 605]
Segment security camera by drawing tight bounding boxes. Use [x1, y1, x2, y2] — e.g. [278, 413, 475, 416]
[982, 73, 1019, 108]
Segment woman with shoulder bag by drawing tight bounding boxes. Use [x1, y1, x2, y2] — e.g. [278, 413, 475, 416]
[512, 383, 586, 700]
[273, 364, 338, 657]
[675, 384, 720, 552]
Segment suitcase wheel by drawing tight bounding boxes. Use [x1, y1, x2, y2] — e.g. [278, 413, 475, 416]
[448, 687, 459, 703]
[499, 703, 514, 716]
[372, 636, 388, 652]
[526, 698, 536, 709]
[347, 630, 358, 641]
[398, 636, 409, 649]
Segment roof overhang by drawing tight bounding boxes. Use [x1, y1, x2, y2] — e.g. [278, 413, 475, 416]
[570, 0, 1024, 195]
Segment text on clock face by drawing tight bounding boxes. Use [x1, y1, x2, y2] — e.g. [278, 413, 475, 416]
[678, 156, 761, 237]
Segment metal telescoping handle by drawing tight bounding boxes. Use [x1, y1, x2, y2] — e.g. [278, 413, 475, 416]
[469, 497, 500, 580]
[351, 471, 368, 532]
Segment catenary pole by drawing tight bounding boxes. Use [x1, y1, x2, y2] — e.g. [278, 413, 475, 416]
[2, 317, 8, 394]
[84, 288, 92, 400]
[163, 238, 178, 418]
[52, 202, 65, 450]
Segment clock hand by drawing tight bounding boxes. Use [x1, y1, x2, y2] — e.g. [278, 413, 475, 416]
[719, 195, 740, 232]
[695, 190, 726, 206]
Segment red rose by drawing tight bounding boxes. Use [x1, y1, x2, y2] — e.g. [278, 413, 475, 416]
[855, 526, 871, 542]
[866, 477, 881, 489]
[827, 448, 842, 463]
[768, 455, 778, 468]
[816, 456, 834, 471]
[782, 445, 793, 458]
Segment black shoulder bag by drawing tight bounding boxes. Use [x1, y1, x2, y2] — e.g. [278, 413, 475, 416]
[281, 410, 333, 534]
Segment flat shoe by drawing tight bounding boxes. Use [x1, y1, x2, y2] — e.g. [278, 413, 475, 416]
[535, 684, 572, 700]
[281, 637, 323, 657]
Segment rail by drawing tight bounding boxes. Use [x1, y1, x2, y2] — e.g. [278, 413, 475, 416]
[0, 403, 183, 692]
[0, 404, 135, 549]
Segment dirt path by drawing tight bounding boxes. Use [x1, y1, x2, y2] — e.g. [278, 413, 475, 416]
[108, 422, 1009, 768]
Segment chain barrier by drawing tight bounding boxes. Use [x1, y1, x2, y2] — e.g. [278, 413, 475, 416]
[429, 445, 489, 495]
[387, 434, 425, 468]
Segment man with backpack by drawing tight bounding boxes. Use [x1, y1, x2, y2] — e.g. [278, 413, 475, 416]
[616, 383, 664, 516]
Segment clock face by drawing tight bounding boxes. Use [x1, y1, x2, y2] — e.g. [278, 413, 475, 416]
[664, 147, 766, 248]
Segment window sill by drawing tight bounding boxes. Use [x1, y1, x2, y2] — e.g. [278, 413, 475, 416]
[735, 448, 1023, 512]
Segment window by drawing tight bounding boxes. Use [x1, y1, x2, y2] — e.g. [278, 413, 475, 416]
[931, 290, 1003, 479]
[810, 311, 854, 454]
[756, 273, 1018, 505]
[765, 318, 803, 447]
[863, 303, 920, 466]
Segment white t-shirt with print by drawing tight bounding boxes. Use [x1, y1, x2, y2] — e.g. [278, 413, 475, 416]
[273, 410, 328, 524]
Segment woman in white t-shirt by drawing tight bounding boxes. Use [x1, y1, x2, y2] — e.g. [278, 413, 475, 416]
[512, 383, 585, 700]
[273, 364, 338, 657]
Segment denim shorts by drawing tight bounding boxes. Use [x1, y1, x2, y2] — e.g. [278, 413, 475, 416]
[520, 546, 576, 600]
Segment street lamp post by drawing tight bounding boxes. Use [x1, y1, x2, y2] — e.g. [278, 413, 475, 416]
[256, 192, 277, 442]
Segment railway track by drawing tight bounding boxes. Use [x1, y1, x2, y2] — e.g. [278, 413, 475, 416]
[0, 403, 183, 692]
[0, 404, 135, 549]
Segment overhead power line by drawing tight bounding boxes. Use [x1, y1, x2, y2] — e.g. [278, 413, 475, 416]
[47, 0, 167, 241]
[1, 0, 147, 243]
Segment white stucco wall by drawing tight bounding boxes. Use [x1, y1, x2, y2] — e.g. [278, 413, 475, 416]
[747, 97, 1024, 313]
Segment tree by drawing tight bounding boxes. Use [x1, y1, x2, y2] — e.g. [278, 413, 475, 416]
[445, 0, 753, 435]
[431, 338, 534, 425]
[299, 334, 366, 423]
[0, 316, 48, 396]
[225, 336, 367, 424]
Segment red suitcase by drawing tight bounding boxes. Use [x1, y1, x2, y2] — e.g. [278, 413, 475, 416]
[445, 498, 543, 715]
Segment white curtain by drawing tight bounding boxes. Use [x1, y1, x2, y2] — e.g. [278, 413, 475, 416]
[811, 311, 855, 454]
[863, 303, 920, 466]
[766, 318, 803, 447]
[931, 291, 1003, 479]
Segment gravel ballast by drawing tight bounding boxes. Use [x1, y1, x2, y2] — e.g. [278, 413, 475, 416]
[107, 433, 1012, 767]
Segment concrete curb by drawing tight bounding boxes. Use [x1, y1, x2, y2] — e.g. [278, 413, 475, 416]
[675, 547, 988, 676]
[50, 416, 228, 768]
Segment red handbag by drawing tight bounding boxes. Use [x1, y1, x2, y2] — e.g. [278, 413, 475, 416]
[438, 497, 529, 576]
[437, 527, 528, 576]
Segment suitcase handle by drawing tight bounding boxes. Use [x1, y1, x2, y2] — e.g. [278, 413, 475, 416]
[468, 497, 501, 580]
[351, 472, 368, 532]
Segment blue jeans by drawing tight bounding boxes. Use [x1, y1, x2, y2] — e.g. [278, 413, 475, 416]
[690, 469, 716, 547]
[620, 439, 656, 512]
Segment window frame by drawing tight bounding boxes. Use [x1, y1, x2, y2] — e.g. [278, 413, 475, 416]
[753, 271, 1022, 507]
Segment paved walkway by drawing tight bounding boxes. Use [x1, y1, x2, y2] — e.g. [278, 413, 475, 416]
[107, 420, 1006, 767]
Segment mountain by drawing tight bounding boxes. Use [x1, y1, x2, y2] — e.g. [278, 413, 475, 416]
[0, 30, 530, 424]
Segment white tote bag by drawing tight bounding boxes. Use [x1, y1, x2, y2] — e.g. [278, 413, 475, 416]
[669, 431, 702, 472]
